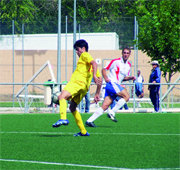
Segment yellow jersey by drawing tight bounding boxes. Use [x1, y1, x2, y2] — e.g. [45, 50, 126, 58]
[70, 52, 100, 88]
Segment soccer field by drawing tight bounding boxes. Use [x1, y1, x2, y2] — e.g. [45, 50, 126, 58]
[0, 113, 179, 170]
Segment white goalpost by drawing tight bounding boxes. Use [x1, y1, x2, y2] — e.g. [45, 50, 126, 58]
[16, 60, 57, 113]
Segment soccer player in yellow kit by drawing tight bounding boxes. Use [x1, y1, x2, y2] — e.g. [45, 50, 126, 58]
[52, 39, 102, 136]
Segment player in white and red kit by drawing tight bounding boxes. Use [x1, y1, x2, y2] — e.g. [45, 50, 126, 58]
[86, 47, 136, 127]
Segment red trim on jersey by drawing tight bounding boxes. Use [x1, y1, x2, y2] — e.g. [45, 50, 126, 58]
[88, 65, 93, 72]
[115, 65, 120, 80]
[127, 61, 131, 67]
[127, 61, 131, 75]
[105, 58, 121, 70]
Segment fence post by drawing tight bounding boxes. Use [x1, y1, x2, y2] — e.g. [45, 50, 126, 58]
[24, 84, 29, 113]
[22, 23, 24, 83]
[12, 20, 15, 107]
[133, 83, 136, 113]
[160, 83, 162, 113]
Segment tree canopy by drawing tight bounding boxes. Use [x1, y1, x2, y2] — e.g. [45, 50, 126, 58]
[0, 0, 38, 29]
[0, 0, 134, 48]
[129, 0, 180, 82]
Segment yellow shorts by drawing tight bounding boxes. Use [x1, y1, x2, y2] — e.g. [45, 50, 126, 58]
[63, 80, 88, 105]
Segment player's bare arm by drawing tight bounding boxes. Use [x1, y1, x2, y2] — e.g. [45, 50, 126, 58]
[90, 60, 101, 85]
[102, 68, 110, 83]
[94, 76, 102, 103]
[123, 76, 136, 81]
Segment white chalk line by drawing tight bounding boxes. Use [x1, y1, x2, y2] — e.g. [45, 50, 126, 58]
[0, 131, 179, 136]
[0, 158, 126, 169]
[0, 132, 179, 169]
[0, 158, 179, 170]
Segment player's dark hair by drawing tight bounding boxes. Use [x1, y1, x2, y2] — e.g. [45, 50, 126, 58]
[74, 39, 89, 52]
[122, 47, 131, 54]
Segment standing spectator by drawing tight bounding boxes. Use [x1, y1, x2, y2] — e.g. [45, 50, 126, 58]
[86, 47, 136, 127]
[148, 60, 161, 112]
[132, 70, 144, 98]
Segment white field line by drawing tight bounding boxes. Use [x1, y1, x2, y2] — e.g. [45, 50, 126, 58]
[0, 131, 179, 136]
[0, 158, 128, 170]
[0, 158, 179, 170]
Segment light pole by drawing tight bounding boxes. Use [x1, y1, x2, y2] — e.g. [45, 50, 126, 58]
[57, 0, 61, 84]
[73, 0, 77, 72]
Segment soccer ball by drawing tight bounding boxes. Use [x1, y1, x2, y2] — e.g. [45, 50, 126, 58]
[52, 86, 60, 104]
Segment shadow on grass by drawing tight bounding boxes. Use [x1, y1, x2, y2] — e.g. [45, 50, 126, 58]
[85, 124, 114, 128]
[37, 134, 73, 137]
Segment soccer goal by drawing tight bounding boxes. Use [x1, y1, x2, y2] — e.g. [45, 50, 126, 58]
[16, 60, 57, 113]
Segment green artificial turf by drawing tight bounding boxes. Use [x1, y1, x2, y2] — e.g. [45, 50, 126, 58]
[0, 102, 180, 108]
[0, 102, 46, 108]
[0, 113, 179, 169]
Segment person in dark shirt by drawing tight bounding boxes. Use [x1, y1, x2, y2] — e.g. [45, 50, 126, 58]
[148, 60, 161, 112]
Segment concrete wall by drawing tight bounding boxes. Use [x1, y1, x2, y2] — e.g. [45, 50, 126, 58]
[0, 49, 179, 100]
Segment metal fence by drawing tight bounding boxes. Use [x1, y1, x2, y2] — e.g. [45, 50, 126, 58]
[1, 17, 179, 113]
[0, 82, 179, 113]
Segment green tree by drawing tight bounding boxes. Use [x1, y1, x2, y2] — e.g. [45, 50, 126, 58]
[0, 0, 136, 47]
[0, 0, 38, 33]
[75, 0, 135, 47]
[130, 0, 180, 83]
[0, 0, 135, 47]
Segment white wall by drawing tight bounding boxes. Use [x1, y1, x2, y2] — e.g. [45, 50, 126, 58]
[0, 32, 119, 50]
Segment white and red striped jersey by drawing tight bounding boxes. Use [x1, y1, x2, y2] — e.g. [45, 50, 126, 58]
[105, 57, 131, 84]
